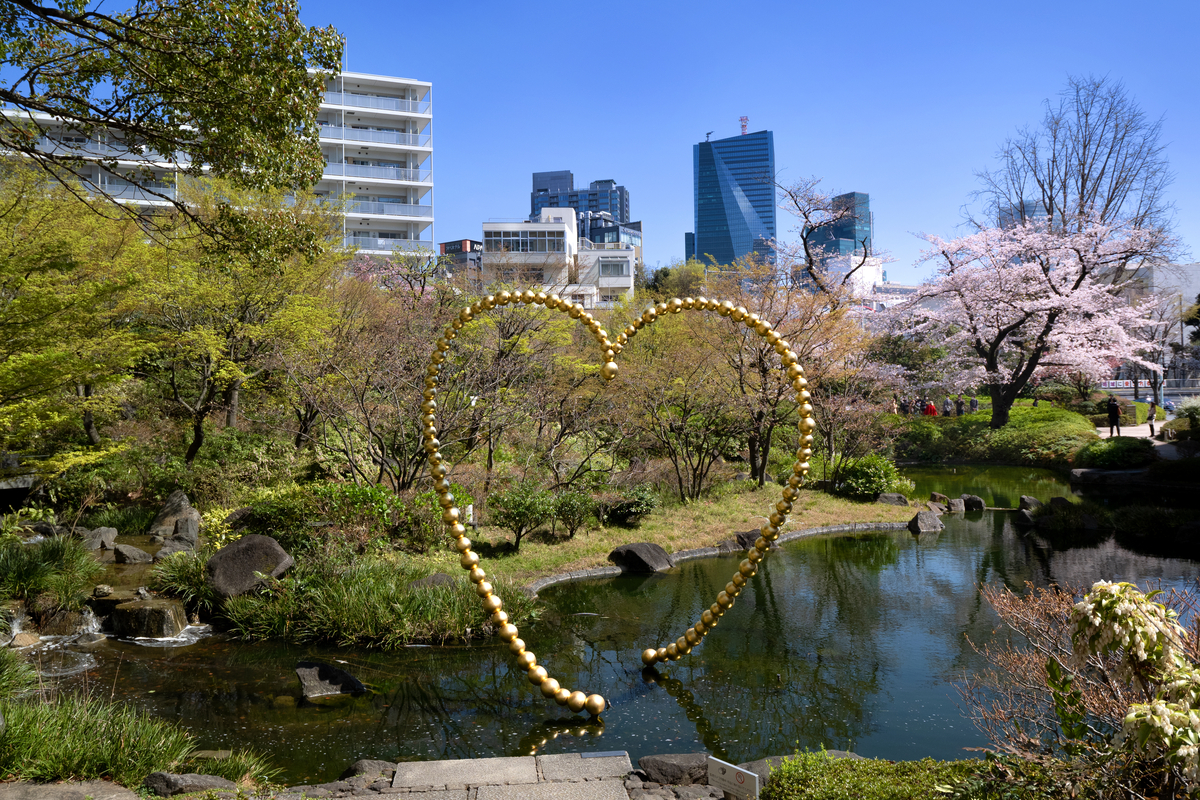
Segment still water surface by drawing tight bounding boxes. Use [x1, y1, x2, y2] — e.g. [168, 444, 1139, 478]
[57, 496, 1199, 784]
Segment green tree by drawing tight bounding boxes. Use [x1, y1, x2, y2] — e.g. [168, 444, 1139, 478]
[0, 0, 342, 203]
[488, 482, 553, 552]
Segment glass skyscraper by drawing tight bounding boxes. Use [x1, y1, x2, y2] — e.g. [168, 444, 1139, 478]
[692, 130, 776, 265]
[806, 192, 872, 256]
[531, 172, 630, 224]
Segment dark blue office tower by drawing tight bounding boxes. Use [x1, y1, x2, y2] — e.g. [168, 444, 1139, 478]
[806, 192, 873, 256]
[693, 130, 776, 265]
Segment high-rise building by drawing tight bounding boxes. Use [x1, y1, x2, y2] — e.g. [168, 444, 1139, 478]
[997, 200, 1049, 229]
[806, 192, 872, 257]
[531, 172, 630, 224]
[317, 71, 434, 254]
[692, 130, 776, 265]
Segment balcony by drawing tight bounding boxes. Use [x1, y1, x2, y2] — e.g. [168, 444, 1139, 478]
[35, 138, 187, 163]
[347, 200, 433, 218]
[344, 236, 434, 253]
[579, 239, 634, 251]
[100, 184, 176, 202]
[322, 92, 430, 114]
[322, 163, 432, 183]
[318, 125, 430, 147]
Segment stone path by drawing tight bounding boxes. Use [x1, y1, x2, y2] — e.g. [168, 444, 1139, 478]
[1094, 422, 1187, 460]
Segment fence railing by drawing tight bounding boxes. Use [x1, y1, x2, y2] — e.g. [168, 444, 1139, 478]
[323, 92, 430, 114]
[323, 163, 432, 182]
[347, 201, 432, 217]
[344, 236, 434, 252]
[318, 125, 431, 147]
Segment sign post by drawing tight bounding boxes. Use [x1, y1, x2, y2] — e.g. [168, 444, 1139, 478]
[707, 756, 760, 799]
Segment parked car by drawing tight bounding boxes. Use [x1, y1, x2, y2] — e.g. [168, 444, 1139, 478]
[1163, 397, 1178, 412]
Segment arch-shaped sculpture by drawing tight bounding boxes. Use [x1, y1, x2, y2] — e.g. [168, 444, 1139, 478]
[419, 291, 816, 717]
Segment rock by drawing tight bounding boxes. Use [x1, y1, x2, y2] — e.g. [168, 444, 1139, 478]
[716, 540, 739, 554]
[1014, 509, 1036, 527]
[172, 517, 199, 545]
[26, 520, 65, 537]
[143, 772, 236, 797]
[638, 753, 708, 785]
[875, 492, 908, 506]
[1049, 496, 1073, 511]
[39, 609, 83, 635]
[408, 573, 455, 590]
[1019, 496, 1043, 512]
[148, 490, 201, 538]
[88, 588, 139, 618]
[930, 492, 950, 504]
[927, 501, 947, 514]
[608, 542, 674, 573]
[947, 498, 966, 513]
[223, 507, 254, 530]
[114, 544, 153, 564]
[92, 527, 118, 549]
[908, 510, 944, 535]
[93, 584, 113, 597]
[295, 661, 366, 698]
[149, 535, 165, 545]
[339, 759, 397, 780]
[0, 780, 140, 799]
[10, 632, 40, 647]
[154, 533, 196, 561]
[110, 599, 187, 639]
[959, 494, 985, 511]
[734, 530, 764, 551]
[205, 535, 294, 599]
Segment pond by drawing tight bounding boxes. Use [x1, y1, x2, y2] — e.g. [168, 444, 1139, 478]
[52, 503, 1200, 785]
[900, 465, 1075, 508]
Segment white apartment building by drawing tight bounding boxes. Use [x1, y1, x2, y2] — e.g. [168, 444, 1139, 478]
[10, 68, 434, 253]
[316, 71, 434, 254]
[481, 209, 635, 308]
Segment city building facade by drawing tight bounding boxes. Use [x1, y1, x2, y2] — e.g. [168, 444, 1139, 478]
[439, 239, 483, 283]
[481, 208, 634, 308]
[691, 130, 776, 265]
[807, 192, 872, 257]
[531, 171, 630, 224]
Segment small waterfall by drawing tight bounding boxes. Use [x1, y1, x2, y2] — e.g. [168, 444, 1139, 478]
[79, 607, 101, 635]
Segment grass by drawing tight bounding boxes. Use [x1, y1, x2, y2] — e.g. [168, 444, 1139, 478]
[894, 405, 1098, 468]
[0, 647, 36, 699]
[80, 504, 156, 534]
[759, 752, 976, 800]
[0, 535, 105, 611]
[1073, 436, 1157, 469]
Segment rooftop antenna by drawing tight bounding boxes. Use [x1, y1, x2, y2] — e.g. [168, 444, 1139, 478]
[705, 131, 714, 141]
[740, 116, 749, 135]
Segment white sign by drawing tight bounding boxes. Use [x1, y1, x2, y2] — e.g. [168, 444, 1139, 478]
[707, 756, 760, 799]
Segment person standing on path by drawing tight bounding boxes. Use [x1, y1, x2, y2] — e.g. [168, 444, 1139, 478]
[942, 396, 953, 416]
[1107, 396, 1122, 437]
[955, 395, 966, 416]
[1148, 399, 1158, 437]
[970, 395, 979, 413]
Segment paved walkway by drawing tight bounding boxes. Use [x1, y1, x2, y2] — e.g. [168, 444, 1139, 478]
[1094, 423, 1188, 460]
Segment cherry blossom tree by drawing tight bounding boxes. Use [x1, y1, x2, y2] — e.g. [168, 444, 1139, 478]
[897, 217, 1165, 429]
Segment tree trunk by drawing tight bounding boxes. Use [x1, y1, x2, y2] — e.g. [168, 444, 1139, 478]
[293, 402, 319, 449]
[989, 386, 1012, 429]
[76, 384, 101, 445]
[224, 381, 242, 428]
[185, 416, 206, 465]
[747, 430, 762, 484]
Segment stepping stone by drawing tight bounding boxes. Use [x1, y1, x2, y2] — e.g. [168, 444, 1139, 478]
[477, 782, 629, 800]
[537, 752, 632, 781]
[392, 756, 537, 790]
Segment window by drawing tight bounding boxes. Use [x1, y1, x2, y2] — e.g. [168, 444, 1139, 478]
[600, 260, 629, 277]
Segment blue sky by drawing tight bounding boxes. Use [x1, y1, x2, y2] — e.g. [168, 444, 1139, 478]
[298, 0, 1200, 284]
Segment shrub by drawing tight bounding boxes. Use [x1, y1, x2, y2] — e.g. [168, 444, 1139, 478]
[1181, 397, 1200, 430]
[760, 751, 974, 800]
[1073, 436, 1157, 469]
[488, 482, 554, 551]
[836, 453, 915, 499]
[894, 406, 1096, 468]
[0, 536, 104, 611]
[80, 505, 155, 534]
[149, 545, 220, 617]
[596, 483, 658, 527]
[552, 490, 595, 538]
[393, 484, 473, 554]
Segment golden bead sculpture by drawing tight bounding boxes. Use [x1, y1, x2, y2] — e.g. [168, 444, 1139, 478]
[421, 291, 815, 712]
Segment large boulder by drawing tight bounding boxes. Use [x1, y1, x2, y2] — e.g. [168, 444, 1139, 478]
[1014, 509, 1036, 528]
[143, 772, 236, 797]
[340, 759, 397, 781]
[39, 609, 84, 636]
[734, 530, 775, 551]
[114, 544, 153, 564]
[204, 535, 293, 599]
[608, 542, 674, 573]
[947, 498, 966, 513]
[875, 492, 908, 507]
[908, 510, 944, 535]
[148, 490, 201, 539]
[960, 494, 985, 511]
[638, 753, 708, 785]
[110, 599, 187, 639]
[927, 501, 947, 514]
[296, 661, 366, 698]
[172, 517, 199, 545]
[930, 492, 950, 504]
[1019, 496, 1043, 512]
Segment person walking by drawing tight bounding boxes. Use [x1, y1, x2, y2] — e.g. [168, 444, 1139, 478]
[970, 395, 979, 414]
[955, 394, 966, 416]
[942, 396, 953, 417]
[1147, 398, 1158, 437]
[1106, 396, 1122, 437]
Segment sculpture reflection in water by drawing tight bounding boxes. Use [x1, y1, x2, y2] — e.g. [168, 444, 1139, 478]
[640, 667, 728, 760]
[516, 716, 605, 756]
[421, 291, 817, 715]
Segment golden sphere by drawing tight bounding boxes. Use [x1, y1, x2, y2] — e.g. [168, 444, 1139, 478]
[584, 694, 606, 716]
[700, 610, 716, 626]
[717, 591, 733, 609]
[568, 305, 583, 319]
[718, 301, 733, 316]
[798, 389, 812, 401]
[430, 351, 445, 365]
[459, 308, 473, 323]
[668, 298, 683, 313]
[554, 687, 571, 705]
[475, 581, 493, 596]
[676, 636, 689, 652]
[765, 329, 780, 344]
[469, 567, 486, 582]
[682, 297, 695, 309]
[422, 424, 437, 438]
[451, 318, 464, 330]
[730, 306, 746, 321]
[456, 537, 472, 553]
[641, 648, 659, 665]
[568, 691, 588, 712]
[641, 308, 657, 323]
[654, 302, 668, 315]
[739, 559, 757, 576]
[693, 620, 706, 635]
[685, 629, 700, 646]
[774, 339, 790, 354]
[534, 292, 548, 305]
[666, 643, 679, 659]
[509, 638, 525, 655]
[459, 551, 479, 569]
[540, 678, 561, 698]
[747, 550, 763, 565]
[761, 525, 780, 540]
[528, 666, 548, 685]
[436, 338, 451, 352]
[782, 486, 799, 501]
[443, 507, 460, 523]
[499, 623, 519, 641]
[754, 537, 770, 551]
[729, 577, 745, 592]
[491, 610, 508, 625]
[517, 651, 537, 669]
[421, 399, 437, 413]
[600, 361, 619, 380]
[756, 321, 772, 336]
[795, 461, 811, 473]
[482, 295, 496, 309]
[801, 403, 814, 416]
[769, 512, 784, 526]
[497, 291, 512, 304]
[581, 313, 594, 325]
[422, 388, 436, 401]
[438, 493, 455, 509]
[424, 440, 440, 454]
[776, 500, 792, 514]
[520, 290, 535, 304]
[744, 312, 760, 326]
[794, 377, 809, 390]
[656, 647, 668, 661]
[786, 364, 803, 379]
[483, 595, 503, 613]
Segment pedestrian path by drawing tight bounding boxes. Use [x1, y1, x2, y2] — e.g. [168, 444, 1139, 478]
[1094, 423, 1187, 460]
